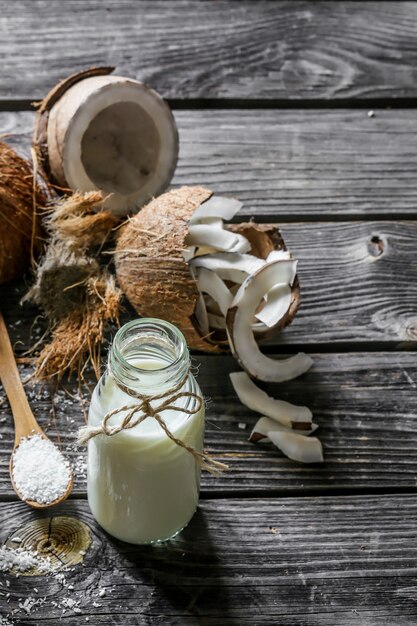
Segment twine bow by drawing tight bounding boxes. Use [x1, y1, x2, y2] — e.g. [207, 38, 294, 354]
[78, 370, 228, 476]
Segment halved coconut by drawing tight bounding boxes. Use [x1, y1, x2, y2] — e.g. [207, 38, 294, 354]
[115, 186, 300, 356]
[33, 67, 178, 216]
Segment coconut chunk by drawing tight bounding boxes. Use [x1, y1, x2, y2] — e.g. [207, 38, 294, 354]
[190, 196, 242, 224]
[229, 371, 312, 428]
[227, 262, 313, 381]
[254, 283, 292, 328]
[186, 223, 250, 253]
[190, 253, 265, 284]
[268, 431, 324, 463]
[249, 416, 318, 442]
[196, 268, 233, 317]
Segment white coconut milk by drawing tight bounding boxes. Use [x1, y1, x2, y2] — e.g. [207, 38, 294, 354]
[87, 339, 205, 544]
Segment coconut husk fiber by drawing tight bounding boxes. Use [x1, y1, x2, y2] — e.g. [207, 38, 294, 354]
[34, 271, 121, 381]
[25, 191, 122, 381]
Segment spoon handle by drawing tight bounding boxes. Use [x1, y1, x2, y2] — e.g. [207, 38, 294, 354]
[0, 313, 40, 442]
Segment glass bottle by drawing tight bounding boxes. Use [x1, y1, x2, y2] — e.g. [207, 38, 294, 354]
[86, 318, 205, 544]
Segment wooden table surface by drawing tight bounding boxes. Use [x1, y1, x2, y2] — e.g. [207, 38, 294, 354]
[1, 2, 417, 624]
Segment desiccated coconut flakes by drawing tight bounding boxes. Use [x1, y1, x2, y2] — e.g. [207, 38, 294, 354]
[12, 434, 71, 504]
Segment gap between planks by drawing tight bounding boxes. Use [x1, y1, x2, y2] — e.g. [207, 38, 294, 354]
[4, 98, 417, 113]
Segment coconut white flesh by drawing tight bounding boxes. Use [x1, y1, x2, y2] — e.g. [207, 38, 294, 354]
[267, 250, 292, 262]
[207, 313, 226, 329]
[190, 196, 243, 224]
[190, 253, 265, 284]
[50, 76, 178, 216]
[196, 268, 233, 317]
[186, 223, 250, 253]
[268, 431, 324, 463]
[254, 283, 292, 327]
[249, 416, 318, 442]
[229, 371, 312, 428]
[195, 294, 210, 336]
[227, 263, 312, 382]
[231, 260, 297, 308]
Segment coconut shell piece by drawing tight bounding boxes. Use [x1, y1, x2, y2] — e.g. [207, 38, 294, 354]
[0, 141, 49, 285]
[33, 66, 115, 187]
[115, 186, 300, 352]
[115, 185, 216, 351]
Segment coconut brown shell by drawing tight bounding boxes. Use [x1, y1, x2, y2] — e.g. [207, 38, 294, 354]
[115, 186, 300, 352]
[0, 141, 48, 284]
[115, 185, 217, 351]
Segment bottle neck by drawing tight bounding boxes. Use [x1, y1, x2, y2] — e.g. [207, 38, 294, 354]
[108, 319, 190, 396]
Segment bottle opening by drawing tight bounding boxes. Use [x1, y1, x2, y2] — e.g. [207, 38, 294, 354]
[109, 318, 189, 394]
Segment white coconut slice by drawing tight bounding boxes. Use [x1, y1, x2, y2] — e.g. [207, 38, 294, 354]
[190, 196, 242, 224]
[194, 294, 210, 336]
[254, 283, 292, 328]
[268, 431, 324, 463]
[186, 223, 250, 253]
[190, 253, 265, 284]
[249, 416, 318, 442]
[267, 250, 292, 262]
[45, 75, 178, 216]
[196, 268, 233, 317]
[207, 313, 226, 330]
[229, 371, 312, 429]
[227, 263, 312, 382]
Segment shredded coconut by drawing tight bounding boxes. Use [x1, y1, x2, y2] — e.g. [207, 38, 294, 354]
[12, 434, 71, 504]
[0, 546, 53, 573]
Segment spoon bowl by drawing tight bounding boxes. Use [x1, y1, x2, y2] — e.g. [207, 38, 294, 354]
[0, 313, 74, 508]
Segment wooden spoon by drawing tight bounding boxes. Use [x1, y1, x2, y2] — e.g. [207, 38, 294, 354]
[0, 312, 73, 508]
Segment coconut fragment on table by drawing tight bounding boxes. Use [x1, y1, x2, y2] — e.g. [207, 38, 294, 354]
[268, 431, 324, 464]
[229, 371, 312, 428]
[249, 416, 318, 442]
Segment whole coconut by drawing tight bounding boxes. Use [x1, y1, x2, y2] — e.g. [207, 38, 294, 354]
[0, 141, 49, 284]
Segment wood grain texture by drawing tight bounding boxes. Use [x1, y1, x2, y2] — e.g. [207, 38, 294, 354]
[3, 108, 417, 219]
[1, 353, 417, 496]
[1, 496, 417, 624]
[1, 1, 417, 102]
[2, 220, 417, 348]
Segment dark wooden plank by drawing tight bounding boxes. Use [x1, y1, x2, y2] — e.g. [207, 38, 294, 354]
[3, 108, 417, 219]
[1, 353, 417, 496]
[1, 496, 417, 624]
[2, 219, 417, 348]
[1, 1, 417, 102]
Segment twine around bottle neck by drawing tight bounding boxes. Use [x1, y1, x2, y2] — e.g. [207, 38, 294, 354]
[78, 367, 228, 476]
